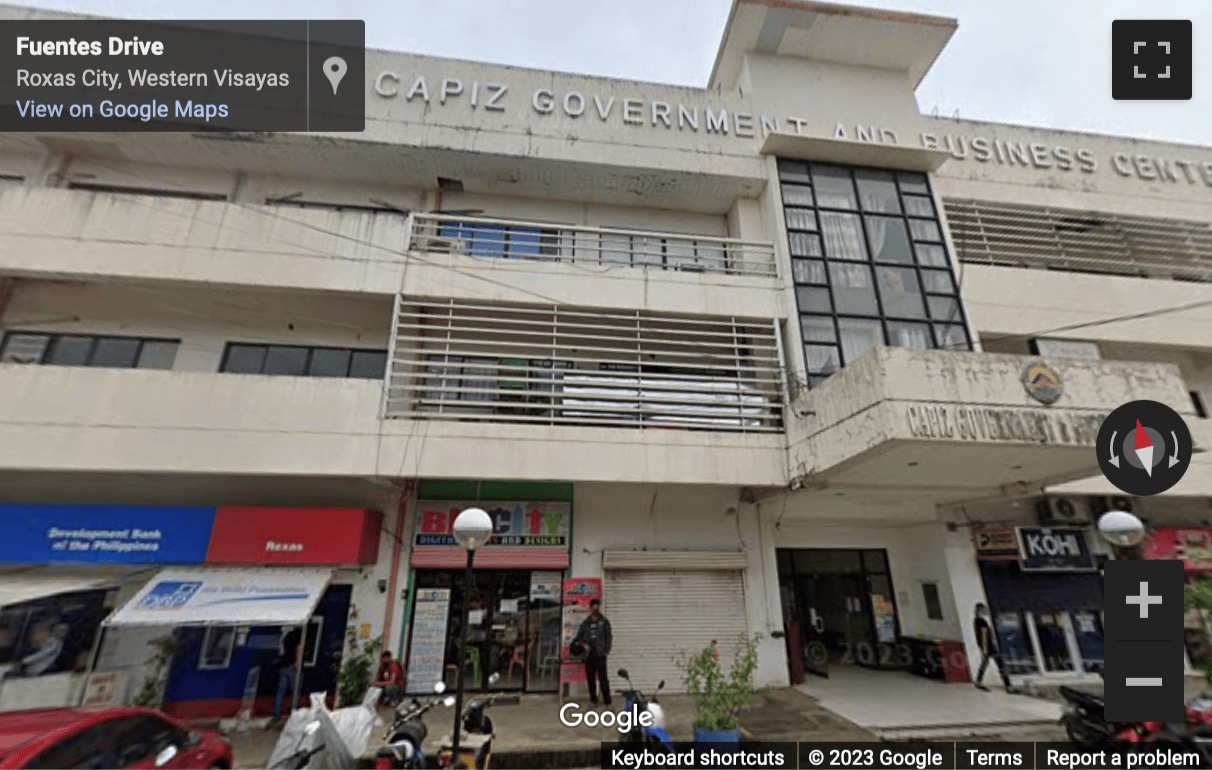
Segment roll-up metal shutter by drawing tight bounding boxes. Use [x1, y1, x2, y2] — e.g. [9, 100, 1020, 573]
[606, 569, 747, 693]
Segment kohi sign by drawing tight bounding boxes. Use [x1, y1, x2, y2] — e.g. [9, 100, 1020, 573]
[1017, 526, 1097, 572]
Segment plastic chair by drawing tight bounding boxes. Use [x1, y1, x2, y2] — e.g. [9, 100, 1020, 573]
[505, 643, 527, 684]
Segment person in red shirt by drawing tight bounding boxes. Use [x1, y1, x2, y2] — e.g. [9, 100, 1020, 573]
[373, 650, 405, 707]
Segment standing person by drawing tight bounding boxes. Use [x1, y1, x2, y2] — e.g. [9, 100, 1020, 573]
[270, 625, 304, 727]
[973, 603, 1013, 692]
[373, 650, 405, 707]
[573, 599, 613, 707]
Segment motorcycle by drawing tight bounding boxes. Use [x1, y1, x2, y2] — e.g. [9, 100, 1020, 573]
[1062, 684, 1212, 747]
[374, 682, 458, 769]
[615, 668, 674, 751]
[437, 673, 520, 769]
[269, 720, 327, 770]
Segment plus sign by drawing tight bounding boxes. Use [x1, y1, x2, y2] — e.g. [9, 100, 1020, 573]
[1126, 581, 1163, 619]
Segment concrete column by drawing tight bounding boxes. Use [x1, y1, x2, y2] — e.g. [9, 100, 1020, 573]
[940, 521, 989, 680]
[746, 501, 790, 688]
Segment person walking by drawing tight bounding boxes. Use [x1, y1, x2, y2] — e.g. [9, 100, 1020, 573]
[574, 599, 613, 707]
[973, 603, 1013, 692]
[270, 625, 305, 727]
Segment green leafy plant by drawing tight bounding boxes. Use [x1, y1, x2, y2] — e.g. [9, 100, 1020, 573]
[678, 634, 761, 732]
[1185, 579, 1212, 685]
[336, 625, 381, 707]
[133, 633, 179, 708]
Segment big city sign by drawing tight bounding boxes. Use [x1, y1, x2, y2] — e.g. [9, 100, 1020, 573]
[373, 71, 1212, 189]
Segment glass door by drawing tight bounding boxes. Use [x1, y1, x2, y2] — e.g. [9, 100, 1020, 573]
[1033, 611, 1076, 672]
[484, 571, 530, 692]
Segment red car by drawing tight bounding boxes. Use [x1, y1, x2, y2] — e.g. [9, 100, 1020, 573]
[0, 706, 233, 769]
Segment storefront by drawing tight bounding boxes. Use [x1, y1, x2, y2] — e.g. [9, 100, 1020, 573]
[0, 502, 382, 718]
[976, 525, 1105, 679]
[403, 480, 571, 695]
[1143, 526, 1212, 669]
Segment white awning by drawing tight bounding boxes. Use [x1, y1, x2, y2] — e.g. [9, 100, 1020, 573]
[0, 572, 119, 608]
[104, 567, 333, 628]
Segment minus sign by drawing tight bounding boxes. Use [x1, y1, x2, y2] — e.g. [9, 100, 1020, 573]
[1126, 678, 1164, 686]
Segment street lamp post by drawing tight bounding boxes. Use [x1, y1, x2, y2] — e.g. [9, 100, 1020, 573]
[1097, 508, 1146, 559]
[450, 507, 493, 768]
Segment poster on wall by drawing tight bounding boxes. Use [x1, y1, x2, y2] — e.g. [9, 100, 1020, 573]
[870, 594, 897, 644]
[530, 571, 562, 602]
[405, 588, 451, 695]
[559, 577, 602, 689]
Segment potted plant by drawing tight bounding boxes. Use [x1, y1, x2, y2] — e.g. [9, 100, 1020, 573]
[680, 634, 760, 745]
[337, 626, 381, 707]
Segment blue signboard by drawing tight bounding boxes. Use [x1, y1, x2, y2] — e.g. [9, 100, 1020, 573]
[0, 503, 217, 565]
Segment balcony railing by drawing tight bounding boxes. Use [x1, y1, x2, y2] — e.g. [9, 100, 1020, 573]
[383, 298, 785, 432]
[408, 213, 778, 278]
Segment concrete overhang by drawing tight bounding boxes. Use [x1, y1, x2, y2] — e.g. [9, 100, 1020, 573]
[760, 132, 950, 171]
[786, 347, 1203, 504]
[710, 0, 958, 89]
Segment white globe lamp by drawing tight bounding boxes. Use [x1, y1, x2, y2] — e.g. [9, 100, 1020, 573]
[1097, 509, 1145, 548]
[452, 507, 493, 551]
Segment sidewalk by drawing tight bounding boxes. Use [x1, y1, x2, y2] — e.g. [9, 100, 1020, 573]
[224, 688, 875, 768]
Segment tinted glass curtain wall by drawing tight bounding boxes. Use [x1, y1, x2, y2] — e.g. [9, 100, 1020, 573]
[777, 160, 973, 388]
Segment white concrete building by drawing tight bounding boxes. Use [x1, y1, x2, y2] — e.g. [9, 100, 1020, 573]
[1, 0, 1210, 716]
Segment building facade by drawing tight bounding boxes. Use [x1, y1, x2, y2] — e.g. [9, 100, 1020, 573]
[1, 0, 1211, 714]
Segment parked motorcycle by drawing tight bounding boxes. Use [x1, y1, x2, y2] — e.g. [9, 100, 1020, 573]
[374, 682, 457, 769]
[437, 673, 520, 769]
[1062, 685, 1212, 747]
[615, 668, 674, 751]
[269, 721, 327, 770]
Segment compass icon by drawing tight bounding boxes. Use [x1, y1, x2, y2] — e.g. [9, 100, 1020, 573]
[1097, 400, 1192, 496]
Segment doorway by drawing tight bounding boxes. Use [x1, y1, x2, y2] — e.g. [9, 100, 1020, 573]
[777, 549, 900, 679]
[410, 569, 561, 693]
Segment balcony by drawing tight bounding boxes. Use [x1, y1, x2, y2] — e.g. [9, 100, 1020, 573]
[409, 213, 778, 278]
[0, 364, 785, 485]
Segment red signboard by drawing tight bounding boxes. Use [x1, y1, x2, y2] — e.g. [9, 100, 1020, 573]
[206, 507, 381, 565]
[560, 577, 602, 688]
[1143, 527, 1212, 573]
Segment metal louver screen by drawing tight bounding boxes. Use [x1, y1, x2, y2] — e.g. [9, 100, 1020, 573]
[383, 298, 784, 433]
[944, 198, 1212, 283]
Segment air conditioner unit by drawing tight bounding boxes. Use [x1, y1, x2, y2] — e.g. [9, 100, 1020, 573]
[412, 236, 467, 254]
[1036, 496, 1092, 526]
[1089, 495, 1136, 516]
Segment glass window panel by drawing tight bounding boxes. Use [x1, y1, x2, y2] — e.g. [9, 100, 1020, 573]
[795, 286, 832, 314]
[696, 242, 726, 271]
[828, 261, 879, 315]
[863, 550, 889, 572]
[820, 212, 868, 261]
[599, 232, 633, 265]
[927, 295, 962, 322]
[855, 170, 901, 214]
[935, 324, 970, 350]
[804, 344, 840, 375]
[263, 346, 309, 376]
[789, 232, 822, 257]
[136, 340, 178, 370]
[865, 216, 913, 264]
[784, 207, 817, 232]
[0, 333, 50, 364]
[898, 172, 930, 194]
[792, 259, 827, 285]
[909, 218, 942, 242]
[811, 165, 858, 209]
[903, 194, 935, 218]
[91, 338, 140, 368]
[800, 315, 837, 344]
[808, 374, 832, 389]
[45, 336, 92, 366]
[777, 159, 812, 184]
[782, 184, 814, 207]
[350, 350, 388, 379]
[635, 236, 666, 267]
[837, 318, 884, 365]
[222, 344, 266, 373]
[309, 348, 351, 377]
[920, 269, 956, 294]
[509, 226, 542, 256]
[887, 321, 933, 351]
[469, 223, 507, 258]
[876, 267, 927, 318]
[914, 242, 948, 267]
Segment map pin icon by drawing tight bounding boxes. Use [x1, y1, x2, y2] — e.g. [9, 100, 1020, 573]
[323, 56, 347, 95]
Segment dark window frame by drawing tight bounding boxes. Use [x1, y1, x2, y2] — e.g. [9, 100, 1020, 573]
[0, 331, 179, 369]
[220, 342, 387, 379]
[777, 161, 973, 382]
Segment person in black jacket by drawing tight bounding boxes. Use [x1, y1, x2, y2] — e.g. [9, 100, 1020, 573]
[973, 603, 1013, 692]
[573, 599, 613, 706]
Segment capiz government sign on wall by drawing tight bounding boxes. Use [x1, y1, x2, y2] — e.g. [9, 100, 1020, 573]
[0, 503, 382, 565]
[414, 500, 570, 548]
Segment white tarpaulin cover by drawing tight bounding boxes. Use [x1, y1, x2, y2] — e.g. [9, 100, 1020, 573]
[104, 567, 333, 628]
[0, 572, 117, 608]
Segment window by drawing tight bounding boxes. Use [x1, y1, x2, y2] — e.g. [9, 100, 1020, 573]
[303, 617, 324, 668]
[778, 161, 972, 386]
[0, 332, 179, 369]
[26, 723, 116, 769]
[199, 626, 236, 670]
[438, 220, 560, 260]
[110, 715, 182, 768]
[922, 582, 944, 621]
[1193, 391, 1209, 419]
[220, 344, 387, 379]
